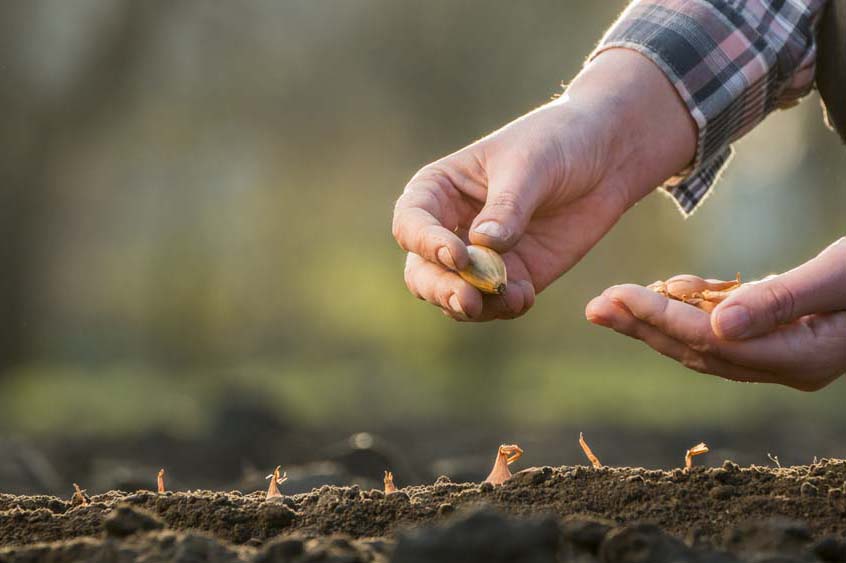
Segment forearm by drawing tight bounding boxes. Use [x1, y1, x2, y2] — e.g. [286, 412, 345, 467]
[592, 0, 827, 214]
[562, 48, 698, 208]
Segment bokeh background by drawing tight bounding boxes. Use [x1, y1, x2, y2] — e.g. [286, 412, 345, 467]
[1, 0, 844, 495]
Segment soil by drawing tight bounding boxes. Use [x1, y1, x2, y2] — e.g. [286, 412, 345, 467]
[2, 459, 846, 562]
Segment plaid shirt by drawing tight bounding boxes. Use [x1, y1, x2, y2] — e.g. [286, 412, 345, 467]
[593, 0, 826, 215]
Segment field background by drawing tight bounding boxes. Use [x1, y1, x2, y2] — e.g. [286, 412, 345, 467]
[1, 1, 844, 491]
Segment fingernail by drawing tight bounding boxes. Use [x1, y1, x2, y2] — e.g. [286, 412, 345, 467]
[473, 220, 509, 241]
[584, 297, 611, 327]
[437, 247, 456, 270]
[585, 305, 608, 326]
[715, 305, 751, 339]
[587, 314, 611, 327]
[448, 294, 468, 320]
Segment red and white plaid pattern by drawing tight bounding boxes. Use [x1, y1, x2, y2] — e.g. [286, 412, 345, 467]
[592, 0, 826, 215]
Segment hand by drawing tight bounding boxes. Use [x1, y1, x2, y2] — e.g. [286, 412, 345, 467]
[392, 49, 696, 321]
[586, 238, 846, 391]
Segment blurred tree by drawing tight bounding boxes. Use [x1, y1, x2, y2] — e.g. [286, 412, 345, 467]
[0, 1, 168, 372]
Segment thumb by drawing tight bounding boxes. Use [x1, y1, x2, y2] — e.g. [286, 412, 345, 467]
[712, 238, 846, 340]
[468, 165, 545, 252]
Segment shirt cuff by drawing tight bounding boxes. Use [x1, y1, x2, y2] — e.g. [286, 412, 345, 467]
[663, 146, 733, 214]
[590, 0, 821, 215]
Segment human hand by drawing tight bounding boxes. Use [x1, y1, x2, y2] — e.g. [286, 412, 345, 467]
[392, 49, 696, 321]
[586, 238, 846, 391]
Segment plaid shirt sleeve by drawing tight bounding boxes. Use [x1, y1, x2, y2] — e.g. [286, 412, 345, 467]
[591, 0, 826, 215]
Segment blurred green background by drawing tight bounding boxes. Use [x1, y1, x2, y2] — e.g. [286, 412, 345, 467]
[1, 1, 845, 446]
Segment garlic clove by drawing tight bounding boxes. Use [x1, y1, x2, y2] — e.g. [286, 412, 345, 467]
[459, 245, 507, 295]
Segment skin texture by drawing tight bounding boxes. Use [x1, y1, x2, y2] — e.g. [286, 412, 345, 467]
[392, 49, 696, 321]
[586, 238, 846, 391]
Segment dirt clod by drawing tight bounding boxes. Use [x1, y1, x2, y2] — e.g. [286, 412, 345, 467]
[560, 517, 612, 554]
[724, 519, 813, 559]
[710, 485, 737, 500]
[599, 523, 697, 563]
[507, 466, 552, 487]
[103, 504, 164, 538]
[801, 482, 819, 497]
[392, 507, 560, 563]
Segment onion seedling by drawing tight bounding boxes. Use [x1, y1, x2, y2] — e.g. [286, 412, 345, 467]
[485, 444, 523, 485]
[579, 433, 602, 469]
[685, 443, 709, 471]
[384, 470, 397, 494]
[265, 465, 288, 500]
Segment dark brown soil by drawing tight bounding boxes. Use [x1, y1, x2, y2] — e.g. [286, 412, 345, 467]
[2, 459, 846, 562]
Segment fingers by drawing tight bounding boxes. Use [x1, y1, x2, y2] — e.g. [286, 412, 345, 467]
[595, 284, 792, 368]
[395, 163, 539, 322]
[585, 295, 778, 384]
[711, 312, 846, 390]
[468, 148, 546, 253]
[586, 295, 700, 365]
[712, 237, 846, 340]
[405, 253, 481, 320]
[393, 174, 470, 271]
[476, 278, 535, 321]
[587, 286, 846, 391]
[600, 284, 717, 350]
[404, 253, 535, 321]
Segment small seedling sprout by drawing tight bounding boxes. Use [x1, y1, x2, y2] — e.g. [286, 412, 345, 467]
[579, 432, 602, 469]
[485, 444, 523, 485]
[767, 453, 781, 468]
[684, 442, 709, 471]
[265, 465, 288, 500]
[384, 470, 397, 494]
[157, 469, 166, 493]
[71, 483, 89, 506]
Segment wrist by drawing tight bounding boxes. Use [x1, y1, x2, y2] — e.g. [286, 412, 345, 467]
[564, 48, 698, 207]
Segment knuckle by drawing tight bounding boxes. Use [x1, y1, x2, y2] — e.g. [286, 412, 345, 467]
[501, 301, 527, 320]
[434, 277, 453, 308]
[412, 164, 454, 196]
[403, 268, 418, 298]
[510, 294, 528, 318]
[403, 258, 423, 300]
[415, 228, 434, 260]
[522, 289, 535, 313]
[408, 164, 439, 185]
[679, 350, 708, 373]
[403, 263, 413, 286]
[441, 308, 461, 322]
[419, 225, 445, 251]
[391, 215, 404, 246]
[486, 192, 523, 217]
[763, 281, 796, 324]
[687, 334, 716, 355]
[640, 296, 669, 325]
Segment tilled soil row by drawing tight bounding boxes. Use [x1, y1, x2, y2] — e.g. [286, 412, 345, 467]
[1, 460, 846, 562]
